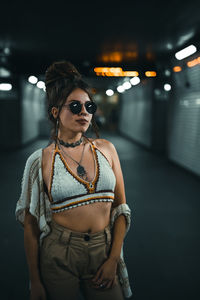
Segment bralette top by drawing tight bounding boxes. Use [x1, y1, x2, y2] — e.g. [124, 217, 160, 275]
[46, 138, 116, 213]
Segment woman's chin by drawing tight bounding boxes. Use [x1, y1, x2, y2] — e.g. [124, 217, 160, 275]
[75, 127, 88, 134]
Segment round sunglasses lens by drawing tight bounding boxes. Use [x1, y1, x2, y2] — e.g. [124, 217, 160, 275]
[69, 102, 82, 114]
[86, 102, 97, 114]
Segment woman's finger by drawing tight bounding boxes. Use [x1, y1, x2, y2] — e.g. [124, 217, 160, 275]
[111, 278, 115, 288]
[92, 269, 102, 283]
[106, 279, 113, 289]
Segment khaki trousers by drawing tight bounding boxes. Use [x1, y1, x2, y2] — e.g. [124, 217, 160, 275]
[39, 219, 124, 300]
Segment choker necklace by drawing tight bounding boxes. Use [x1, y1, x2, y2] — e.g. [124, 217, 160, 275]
[58, 137, 83, 148]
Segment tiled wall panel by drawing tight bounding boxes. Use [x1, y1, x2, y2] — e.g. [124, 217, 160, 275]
[119, 81, 153, 148]
[167, 64, 200, 176]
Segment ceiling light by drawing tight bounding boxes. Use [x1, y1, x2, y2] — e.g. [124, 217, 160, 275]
[0, 83, 12, 91]
[175, 45, 197, 60]
[130, 77, 140, 85]
[145, 71, 157, 77]
[187, 57, 200, 67]
[173, 66, 182, 72]
[28, 76, 38, 84]
[164, 84, 171, 91]
[37, 81, 45, 89]
[123, 82, 131, 90]
[106, 89, 114, 96]
[117, 85, 125, 93]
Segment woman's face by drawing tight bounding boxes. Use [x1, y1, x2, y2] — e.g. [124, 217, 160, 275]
[52, 88, 93, 134]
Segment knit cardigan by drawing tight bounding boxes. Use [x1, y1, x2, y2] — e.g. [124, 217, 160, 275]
[15, 149, 133, 298]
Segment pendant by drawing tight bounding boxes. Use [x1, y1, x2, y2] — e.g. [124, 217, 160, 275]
[77, 165, 86, 177]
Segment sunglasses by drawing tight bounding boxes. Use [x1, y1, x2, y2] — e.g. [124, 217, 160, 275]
[63, 100, 97, 115]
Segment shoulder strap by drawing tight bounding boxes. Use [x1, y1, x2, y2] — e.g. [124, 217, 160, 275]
[84, 135, 95, 148]
[48, 143, 58, 202]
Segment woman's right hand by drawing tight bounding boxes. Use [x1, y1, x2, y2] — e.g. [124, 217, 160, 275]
[30, 282, 47, 300]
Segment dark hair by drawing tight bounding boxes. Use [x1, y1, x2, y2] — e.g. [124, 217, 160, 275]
[45, 60, 99, 141]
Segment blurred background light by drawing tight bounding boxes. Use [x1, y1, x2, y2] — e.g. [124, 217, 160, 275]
[123, 82, 132, 90]
[117, 85, 125, 93]
[145, 71, 157, 77]
[164, 69, 171, 76]
[173, 66, 182, 72]
[175, 45, 197, 60]
[130, 77, 140, 85]
[94, 67, 139, 77]
[166, 43, 173, 50]
[106, 89, 114, 96]
[3, 47, 11, 55]
[154, 89, 161, 96]
[196, 99, 200, 105]
[0, 67, 11, 78]
[164, 83, 171, 91]
[37, 81, 45, 89]
[187, 57, 200, 67]
[28, 75, 38, 84]
[0, 83, 12, 91]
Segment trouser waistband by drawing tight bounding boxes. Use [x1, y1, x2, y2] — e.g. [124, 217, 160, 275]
[50, 218, 112, 245]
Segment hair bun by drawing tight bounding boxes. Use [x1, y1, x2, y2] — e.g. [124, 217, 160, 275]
[45, 60, 82, 86]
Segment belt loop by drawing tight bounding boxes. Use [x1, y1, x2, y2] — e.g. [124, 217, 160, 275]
[59, 230, 71, 245]
[104, 226, 112, 244]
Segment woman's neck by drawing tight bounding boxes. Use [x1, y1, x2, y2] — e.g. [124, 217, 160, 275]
[58, 132, 83, 144]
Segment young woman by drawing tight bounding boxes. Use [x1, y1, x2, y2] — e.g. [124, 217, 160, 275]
[15, 61, 132, 300]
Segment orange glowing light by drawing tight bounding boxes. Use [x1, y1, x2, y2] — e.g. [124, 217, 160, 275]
[187, 57, 200, 67]
[145, 71, 157, 77]
[124, 51, 138, 59]
[123, 71, 139, 77]
[100, 52, 123, 63]
[94, 67, 139, 77]
[173, 66, 182, 72]
[99, 50, 138, 63]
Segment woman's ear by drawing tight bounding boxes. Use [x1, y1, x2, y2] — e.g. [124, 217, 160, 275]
[51, 107, 59, 119]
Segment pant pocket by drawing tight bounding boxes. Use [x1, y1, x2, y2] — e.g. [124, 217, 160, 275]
[41, 243, 71, 283]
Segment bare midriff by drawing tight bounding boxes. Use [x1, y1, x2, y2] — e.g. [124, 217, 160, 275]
[52, 201, 112, 233]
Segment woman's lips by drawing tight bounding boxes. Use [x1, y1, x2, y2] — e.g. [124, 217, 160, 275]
[76, 120, 88, 125]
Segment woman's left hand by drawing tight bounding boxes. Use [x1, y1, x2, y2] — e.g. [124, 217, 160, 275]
[91, 257, 118, 289]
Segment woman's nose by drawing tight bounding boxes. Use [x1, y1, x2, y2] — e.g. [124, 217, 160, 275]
[80, 103, 87, 114]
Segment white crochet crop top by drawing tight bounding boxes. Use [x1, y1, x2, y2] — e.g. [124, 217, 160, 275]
[47, 138, 116, 213]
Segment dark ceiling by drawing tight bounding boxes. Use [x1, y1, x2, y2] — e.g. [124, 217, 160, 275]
[0, 0, 200, 76]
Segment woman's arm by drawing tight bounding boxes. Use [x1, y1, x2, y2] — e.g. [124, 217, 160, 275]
[108, 214, 127, 263]
[104, 139, 128, 262]
[24, 208, 41, 284]
[91, 140, 129, 289]
[24, 209, 47, 299]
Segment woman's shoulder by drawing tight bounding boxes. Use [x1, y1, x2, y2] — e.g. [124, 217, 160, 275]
[89, 137, 115, 167]
[90, 137, 115, 152]
[42, 142, 55, 156]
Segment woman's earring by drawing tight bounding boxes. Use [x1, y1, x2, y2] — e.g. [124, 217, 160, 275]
[55, 118, 59, 137]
